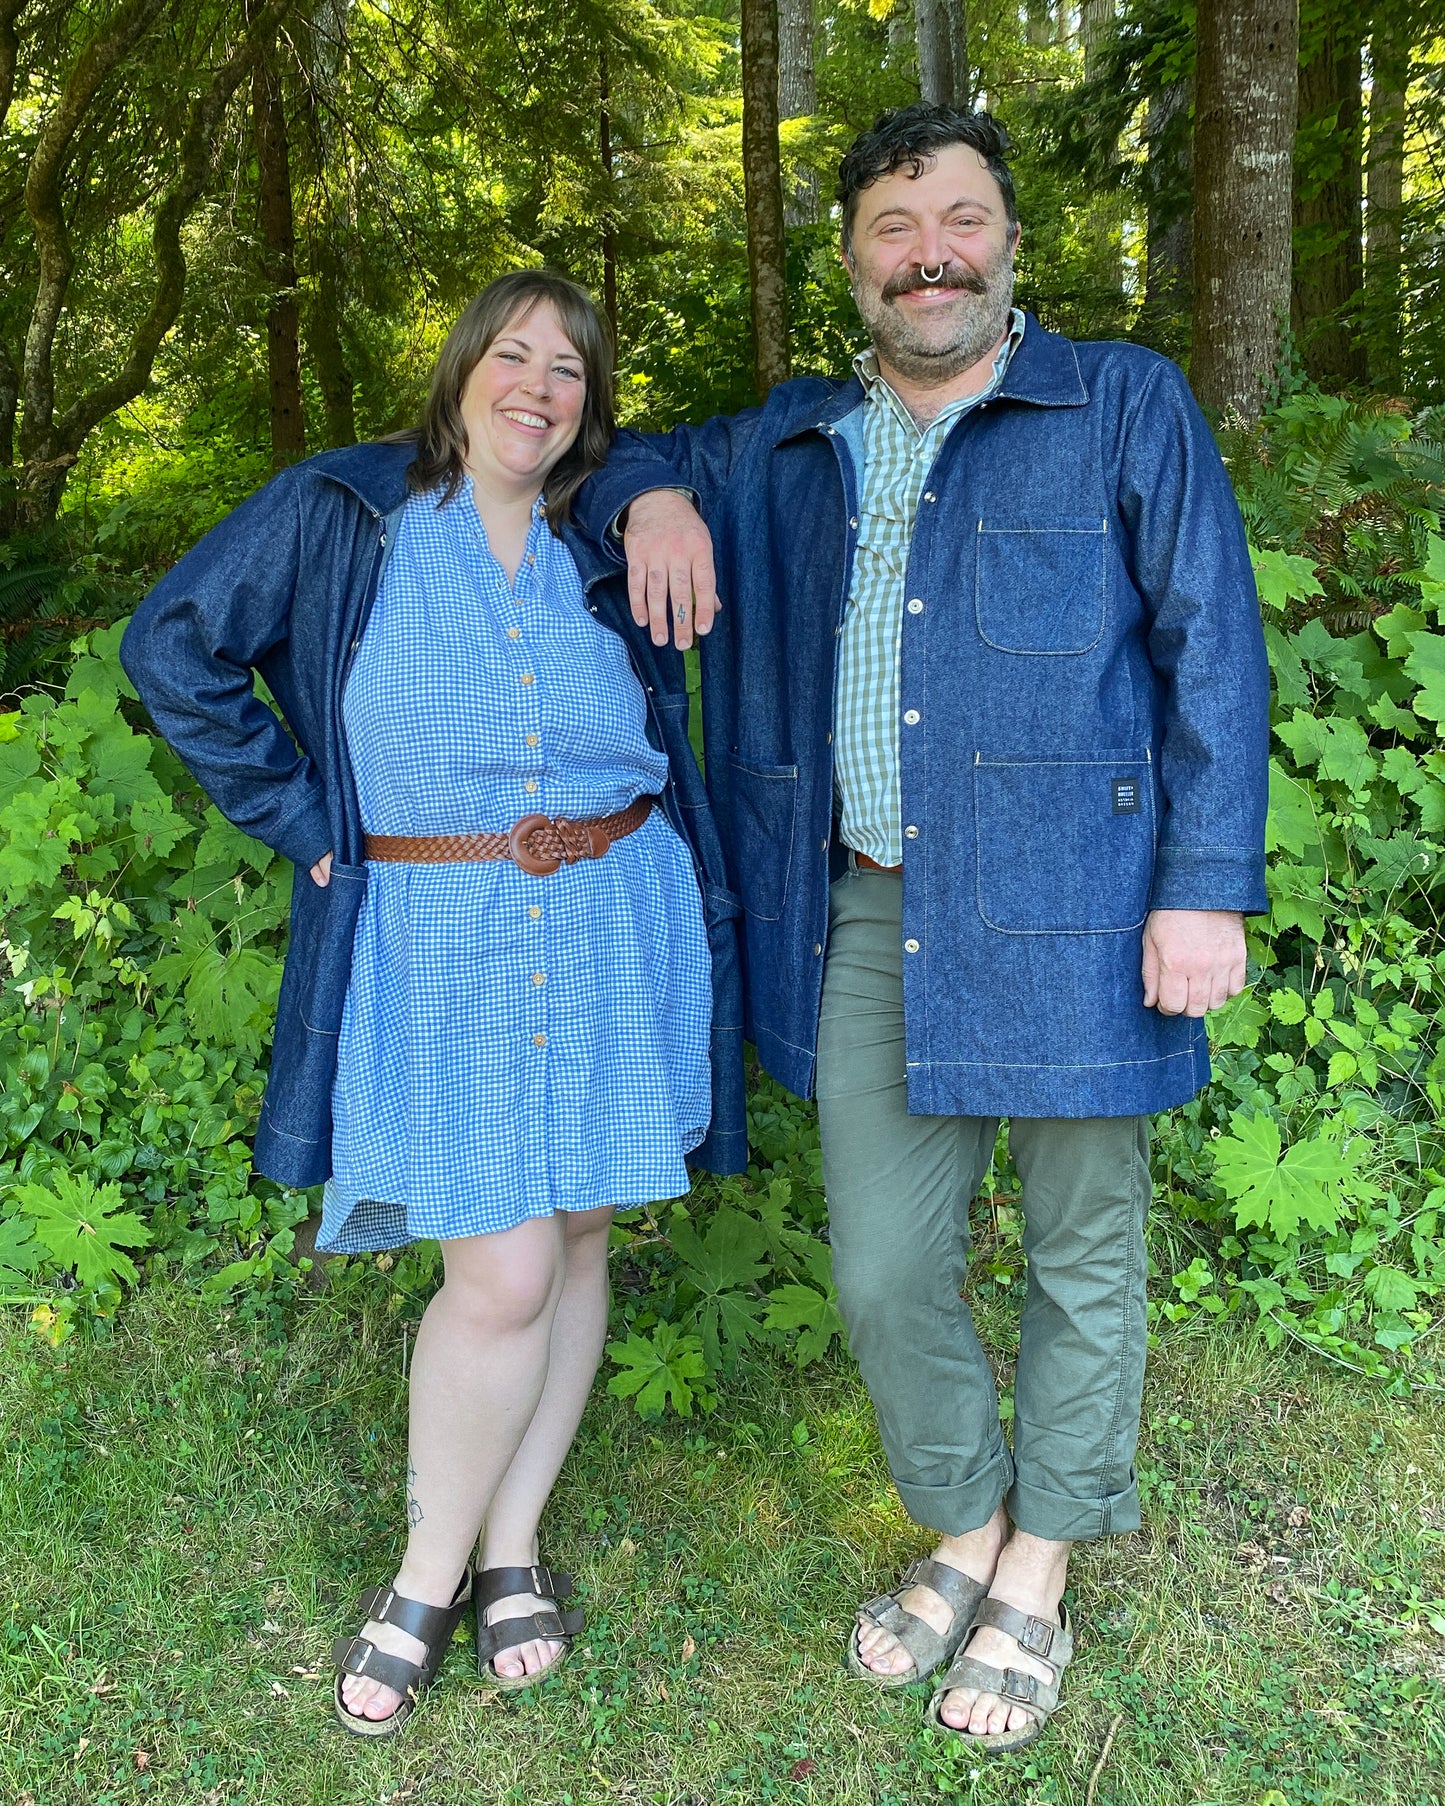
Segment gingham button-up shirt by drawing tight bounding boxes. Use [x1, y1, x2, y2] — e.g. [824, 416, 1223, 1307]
[834, 309, 1026, 865]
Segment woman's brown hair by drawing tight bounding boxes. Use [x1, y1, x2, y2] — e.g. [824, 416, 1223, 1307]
[404, 270, 615, 529]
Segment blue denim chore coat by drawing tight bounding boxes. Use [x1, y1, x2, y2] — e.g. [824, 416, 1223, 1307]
[120, 442, 746, 1188]
[576, 317, 1271, 1119]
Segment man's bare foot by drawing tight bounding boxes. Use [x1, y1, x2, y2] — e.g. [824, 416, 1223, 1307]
[482, 1587, 567, 1681]
[338, 1571, 463, 1723]
[934, 1531, 1071, 1737]
[855, 1505, 1009, 1678]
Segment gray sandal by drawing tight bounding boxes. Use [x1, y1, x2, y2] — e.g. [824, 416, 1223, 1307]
[926, 1598, 1074, 1754]
[846, 1556, 990, 1690]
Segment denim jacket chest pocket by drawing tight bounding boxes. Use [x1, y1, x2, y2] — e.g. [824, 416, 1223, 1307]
[974, 517, 1107, 654]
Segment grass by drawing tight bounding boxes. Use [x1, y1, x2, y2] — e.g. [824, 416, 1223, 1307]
[1, 1281, 1444, 1806]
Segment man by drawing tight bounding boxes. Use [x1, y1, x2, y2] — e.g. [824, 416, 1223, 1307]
[581, 106, 1268, 1754]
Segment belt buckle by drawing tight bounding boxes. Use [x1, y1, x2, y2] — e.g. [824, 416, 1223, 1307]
[509, 813, 562, 876]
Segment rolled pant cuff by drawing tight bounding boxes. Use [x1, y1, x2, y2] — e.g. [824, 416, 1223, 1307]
[894, 1449, 1015, 1536]
[1007, 1474, 1141, 1543]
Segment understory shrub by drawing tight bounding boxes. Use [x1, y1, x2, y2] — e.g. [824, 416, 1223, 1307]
[1, 391, 1443, 1407]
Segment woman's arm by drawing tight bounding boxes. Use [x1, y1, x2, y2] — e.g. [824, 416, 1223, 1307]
[120, 466, 334, 873]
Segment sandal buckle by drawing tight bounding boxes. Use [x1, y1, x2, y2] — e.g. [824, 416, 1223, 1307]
[1001, 1667, 1038, 1703]
[533, 1610, 564, 1638]
[1017, 1616, 1055, 1658]
[339, 1636, 373, 1676]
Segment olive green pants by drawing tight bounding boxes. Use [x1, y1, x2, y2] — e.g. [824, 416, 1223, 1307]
[816, 866, 1151, 1543]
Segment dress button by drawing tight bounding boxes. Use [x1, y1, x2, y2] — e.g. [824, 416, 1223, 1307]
[527, 553, 537, 564]
[907, 599, 924, 615]
[532, 972, 546, 987]
[526, 733, 539, 747]
[533, 1032, 547, 1047]
[520, 673, 535, 685]
[903, 709, 920, 725]
[904, 938, 920, 953]
[508, 626, 521, 639]
[524, 780, 538, 794]
[904, 825, 919, 839]
[529, 905, 542, 919]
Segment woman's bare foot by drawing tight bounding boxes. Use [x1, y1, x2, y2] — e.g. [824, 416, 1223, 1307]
[855, 1505, 1009, 1678]
[934, 1531, 1071, 1736]
[338, 1571, 464, 1723]
[482, 1586, 567, 1681]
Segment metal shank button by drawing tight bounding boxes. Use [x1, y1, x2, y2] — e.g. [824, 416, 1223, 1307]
[904, 938, 920, 953]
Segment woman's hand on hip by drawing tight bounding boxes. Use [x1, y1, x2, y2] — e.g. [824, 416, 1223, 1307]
[310, 852, 333, 888]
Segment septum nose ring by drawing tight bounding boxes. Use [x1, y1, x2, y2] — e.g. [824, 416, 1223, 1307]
[920, 264, 946, 283]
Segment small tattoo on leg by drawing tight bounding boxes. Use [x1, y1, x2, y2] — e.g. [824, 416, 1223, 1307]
[407, 1493, 425, 1528]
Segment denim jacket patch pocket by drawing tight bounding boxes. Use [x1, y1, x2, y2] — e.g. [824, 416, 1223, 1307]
[974, 750, 1154, 934]
[974, 517, 1107, 654]
[288, 859, 368, 1034]
[724, 756, 800, 923]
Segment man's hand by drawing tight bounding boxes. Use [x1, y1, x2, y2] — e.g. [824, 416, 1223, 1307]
[621, 489, 719, 650]
[310, 852, 333, 888]
[1141, 908, 1247, 1017]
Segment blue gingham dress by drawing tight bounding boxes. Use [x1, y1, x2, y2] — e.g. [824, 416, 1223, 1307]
[316, 484, 712, 1253]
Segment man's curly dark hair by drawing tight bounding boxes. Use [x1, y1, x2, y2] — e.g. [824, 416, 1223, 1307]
[837, 105, 1017, 253]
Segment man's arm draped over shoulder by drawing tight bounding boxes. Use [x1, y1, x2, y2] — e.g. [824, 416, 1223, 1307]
[574, 410, 768, 648]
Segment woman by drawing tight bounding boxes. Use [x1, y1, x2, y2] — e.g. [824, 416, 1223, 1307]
[121, 271, 744, 1736]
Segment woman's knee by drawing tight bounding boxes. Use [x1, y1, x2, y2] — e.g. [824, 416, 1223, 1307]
[561, 1204, 613, 1263]
[440, 1220, 563, 1331]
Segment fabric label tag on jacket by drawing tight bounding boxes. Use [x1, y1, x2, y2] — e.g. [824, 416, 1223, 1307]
[1112, 777, 1141, 814]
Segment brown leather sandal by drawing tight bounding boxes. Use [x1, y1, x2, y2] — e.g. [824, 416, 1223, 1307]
[332, 1569, 473, 1738]
[474, 1563, 584, 1693]
[926, 1599, 1075, 1755]
[846, 1556, 991, 1690]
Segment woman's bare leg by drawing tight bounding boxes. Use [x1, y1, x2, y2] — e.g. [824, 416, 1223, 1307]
[340, 1213, 566, 1721]
[479, 1205, 615, 1677]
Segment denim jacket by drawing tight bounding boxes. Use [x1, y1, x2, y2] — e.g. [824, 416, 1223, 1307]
[576, 318, 1270, 1118]
[121, 442, 746, 1187]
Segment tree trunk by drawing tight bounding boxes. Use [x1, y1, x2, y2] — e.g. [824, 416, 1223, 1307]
[306, 234, 355, 448]
[914, 0, 968, 110]
[1080, 0, 1114, 81]
[777, 0, 818, 228]
[1191, 0, 1299, 421]
[250, 0, 305, 465]
[1291, 1, 1366, 389]
[741, 0, 791, 396]
[1364, 26, 1407, 390]
[887, 0, 912, 68]
[599, 44, 618, 342]
[1140, 80, 1193, 327]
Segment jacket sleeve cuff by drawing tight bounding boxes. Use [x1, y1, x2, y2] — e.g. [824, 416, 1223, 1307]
[270, 793, 335, 871]
[1148, 844, 1268, 915]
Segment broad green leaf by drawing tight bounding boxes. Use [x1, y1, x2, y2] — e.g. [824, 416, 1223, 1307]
[1374, 603, 1425, 661]
[763, 1283, 846, 1367]
[1210, 1114, 1374, 1241]
[605, 1323, 708, 1419]
[1404, 632, 1445, 722]
[1269, 988, 1308, 1025]
[0, 1212, 43, 1278]
[1252, 547, 1323, 610]
[12, 1172, 151, 1289]
[1364, 1265, 1419, 1314]
[1265, 762, 1321, 858]
[194, 808, 275, 876]
[669, 1207, 768, 1295]
[1326, 1050, 1358, 1088]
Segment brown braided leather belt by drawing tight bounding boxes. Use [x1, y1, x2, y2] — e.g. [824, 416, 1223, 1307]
[363, 796, 655, 876]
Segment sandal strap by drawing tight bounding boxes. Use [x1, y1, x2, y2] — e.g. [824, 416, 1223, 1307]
[967, 1597, 1073, 1669]
[935, 1652, 1060, 1718]
[474, 1564, 574, 1609]
[476, 1604, 584, 1664]
[855, 1562, 989, 1680]
[331, 1634, 424, 1699]
[901, 1556, 988, 1618]
[353, 1570, 471, 1647]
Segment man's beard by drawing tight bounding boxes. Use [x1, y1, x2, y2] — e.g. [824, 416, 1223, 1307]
[853, 244, 1016, 386]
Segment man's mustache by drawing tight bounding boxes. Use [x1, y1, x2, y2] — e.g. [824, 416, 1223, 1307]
[881, 264, 989, 302]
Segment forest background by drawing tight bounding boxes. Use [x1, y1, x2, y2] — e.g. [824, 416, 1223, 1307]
[2, 5, 1445, 1801]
